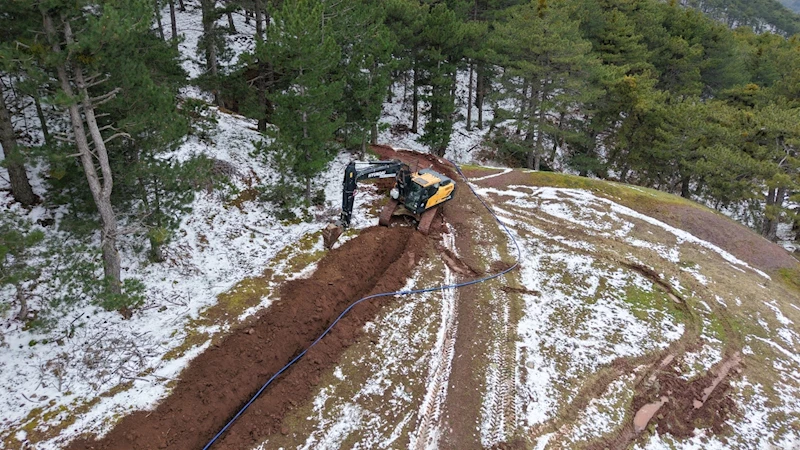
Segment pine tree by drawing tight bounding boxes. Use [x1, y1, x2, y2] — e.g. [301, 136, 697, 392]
[264, 0, 344, 202]
[0, 2, 39, 206]
[741, 104, 800, 240]
[0, 216, 44, 321]
[100, 23, 190, 260]
[418, 4, 466, 156]
[0, 79, 37, 206]
[491, 0, 602, 170]
[32, 0, 187, 312]
[384, 0, 428, 133]
[327, 0, 395, 154]
[199, 0, 232, 107]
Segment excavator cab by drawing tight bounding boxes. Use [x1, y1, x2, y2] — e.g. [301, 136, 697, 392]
[399, 170, 455, 215]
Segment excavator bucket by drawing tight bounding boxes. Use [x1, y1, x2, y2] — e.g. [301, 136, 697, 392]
[322, 223, 344, 249]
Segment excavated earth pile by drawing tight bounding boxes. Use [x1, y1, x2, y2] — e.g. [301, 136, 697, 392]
[68, 226, 430, 450]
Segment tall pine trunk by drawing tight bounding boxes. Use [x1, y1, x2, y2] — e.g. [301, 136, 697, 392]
[476, 62, 486, 129]
[529, 81, 548, 171]
[43, 12, 123, 298]
[154, 0, 165, 40]
[254, 0, 264, 37]
[680, 175, 691, 198]
[302, 107, 311, 202]
[255, 0, 269, 132]
[0, 82, 37, 206]
[762, 187, 786, 242]
[168, 0, 178, 41]
[32, 93, 51, 145]
[466, 61, 473, 131]
[411, 63, 419, 133]
[201, 0, 221, 107]
[226, 10, 236, 33]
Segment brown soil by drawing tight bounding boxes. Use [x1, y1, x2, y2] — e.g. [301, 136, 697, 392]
[637, 355, 741, 440]
[373, 144, 509, 449]
[67, 226, 430, 450]
[661, 203, 796, 272]
[585, 352, 741, 450]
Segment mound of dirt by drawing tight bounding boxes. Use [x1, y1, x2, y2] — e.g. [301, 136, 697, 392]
[68, 226, 430, 450]
[635, 355, 741, 440]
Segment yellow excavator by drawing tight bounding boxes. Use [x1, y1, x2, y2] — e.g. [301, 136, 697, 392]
[322, 159, 456, 249]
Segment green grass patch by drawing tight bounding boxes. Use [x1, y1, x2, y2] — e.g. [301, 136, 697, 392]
[703, 314, 728, 342]
[623, 286, 686, 324]
[2, 395, 101, 447]
[511, 170, 718, 219]
[166, 231, 327, 361]
[777, 267, 800, 294]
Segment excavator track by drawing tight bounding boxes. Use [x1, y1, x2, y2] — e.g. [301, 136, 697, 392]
[417, 206, 438, 235]
[379, 199, 400, 227]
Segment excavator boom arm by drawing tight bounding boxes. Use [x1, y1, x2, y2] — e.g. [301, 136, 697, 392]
[339, 160, 408, 229]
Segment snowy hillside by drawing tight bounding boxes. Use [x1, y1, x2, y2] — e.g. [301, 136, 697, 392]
[1, 1, 799, 450]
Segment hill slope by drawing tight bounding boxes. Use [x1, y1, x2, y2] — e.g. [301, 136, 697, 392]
[31, 142, 796, 450]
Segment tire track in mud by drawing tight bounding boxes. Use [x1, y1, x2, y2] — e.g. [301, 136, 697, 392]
[67, 226, 430, 450]
[410, 230, 459, 450]
[480, 294, 517, 448]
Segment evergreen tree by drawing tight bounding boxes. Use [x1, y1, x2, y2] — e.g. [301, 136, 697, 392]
[327, 0, 395, 154]
[23, 0, 189, 313]
[263, 0, 344, 202]
[100, 23, 190, 260]
[384, 0, 428, 133]
[740, 104, 800, 240]
[491, 0, 602, 170]
[199, 0, 232, 107]
[418, 3, 466, 156]
[569, 0, 657, 176]
[0, 1, 40, 206]
[0, 79, 37, 206]
[0, 217, 44, 321]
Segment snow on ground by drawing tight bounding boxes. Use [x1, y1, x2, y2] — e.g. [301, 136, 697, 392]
[378, 69, 495, 165]
[568, 375, 636, 442]
[2, 1, 799, 447]
[478, 182, 800, 448]
[467, 184, 687, 429]
[165, 2, 255, 79]
[525, 187, 770, 279]
[408, 228, 458, 450]
[512, 244, 681, 427]
[0, 104, 384, 447]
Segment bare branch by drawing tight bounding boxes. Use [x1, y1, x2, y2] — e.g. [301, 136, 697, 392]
[90, 87, 121, 106]
[53, 134, 76, 144]
[84, 74, 111, 88]
[103, 132, 131, 144]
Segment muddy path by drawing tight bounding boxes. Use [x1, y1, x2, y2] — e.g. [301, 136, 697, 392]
[68, 226, 431, 450]
[371, 145, 519, 449]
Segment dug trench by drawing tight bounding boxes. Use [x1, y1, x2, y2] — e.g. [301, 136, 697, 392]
[67, 225, 432, 450]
